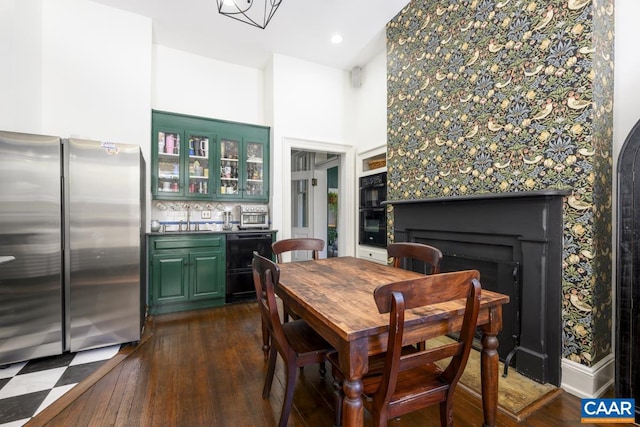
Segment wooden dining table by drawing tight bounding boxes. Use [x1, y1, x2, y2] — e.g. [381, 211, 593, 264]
[276, 256, 510, 427]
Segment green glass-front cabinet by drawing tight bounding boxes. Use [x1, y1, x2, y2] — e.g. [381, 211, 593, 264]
[148, 235, 226, 314]
[152, 110, 269, 202]
[217, 125, 269, 201]
[153, 126, 214, 200]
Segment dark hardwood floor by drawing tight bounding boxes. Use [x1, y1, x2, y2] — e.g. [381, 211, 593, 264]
[27, 302, 630, 426]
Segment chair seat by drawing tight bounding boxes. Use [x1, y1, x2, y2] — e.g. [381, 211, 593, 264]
[282, 319, 332, 358]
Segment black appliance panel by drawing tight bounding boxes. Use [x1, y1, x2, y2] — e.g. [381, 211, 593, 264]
[359, 172, 386, 208]
[359, 207, 387, 247]
[359, 171, 387, 247]
[226, 232, 273, 303]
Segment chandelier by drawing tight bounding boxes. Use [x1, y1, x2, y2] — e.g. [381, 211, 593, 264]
[217, 0, 283, 29]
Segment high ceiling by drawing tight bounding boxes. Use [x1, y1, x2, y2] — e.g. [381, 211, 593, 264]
[91, 0, 412, 71]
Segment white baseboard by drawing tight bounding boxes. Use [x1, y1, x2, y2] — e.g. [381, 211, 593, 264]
[561, 353, 615, 398]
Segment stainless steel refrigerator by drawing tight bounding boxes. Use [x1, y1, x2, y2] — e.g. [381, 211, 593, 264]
[0, 131, 145, 366]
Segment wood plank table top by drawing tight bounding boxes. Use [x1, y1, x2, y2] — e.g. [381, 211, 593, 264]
[277, 256, 509, 427]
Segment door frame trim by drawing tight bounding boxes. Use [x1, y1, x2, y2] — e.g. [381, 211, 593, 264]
[281, 137, 355, 257]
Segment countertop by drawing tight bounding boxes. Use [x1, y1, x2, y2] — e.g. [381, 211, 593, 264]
[146, 229, 277, 236]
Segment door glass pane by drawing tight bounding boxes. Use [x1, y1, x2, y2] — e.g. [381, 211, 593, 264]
[292, 151, 311, 172]
[246, 142, 264, 196]
[188, 134, 210, 195]
[327, 165, 339, 257]
[157, 131, 180, 193]
[220, 138, 239, 195]
[292, 179, 308, 227]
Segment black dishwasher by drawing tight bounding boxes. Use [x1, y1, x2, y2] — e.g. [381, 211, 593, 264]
[226, 232, 274, 303]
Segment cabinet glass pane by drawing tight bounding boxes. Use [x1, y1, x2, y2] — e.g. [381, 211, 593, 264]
[246, 142, 264, 197]
[187, 134, 210, 195]
[220, 138, 239, 195]
[157, 131, 181, 193]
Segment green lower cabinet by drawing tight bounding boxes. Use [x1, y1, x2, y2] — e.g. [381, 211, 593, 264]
[190, 251, 224, 300]
[148, 235, 226, 314]
[152, 253, 188, 304]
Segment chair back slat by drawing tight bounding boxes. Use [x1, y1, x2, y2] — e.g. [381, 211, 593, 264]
[373, 269, 479, 313]
[399, 342, 463, 372]
[272, 238, 325, 263]
[387, 242, 443, 274]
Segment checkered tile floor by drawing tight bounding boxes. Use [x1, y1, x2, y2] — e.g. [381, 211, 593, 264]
[0, 345, 121, 427]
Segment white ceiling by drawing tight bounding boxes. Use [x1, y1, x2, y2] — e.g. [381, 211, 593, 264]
[91, 0, 411, 70]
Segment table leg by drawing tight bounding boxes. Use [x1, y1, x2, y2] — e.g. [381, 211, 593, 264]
[480, 306, 502, 427]
[342, 377, 364, 427]
[340, 343, 366, 427]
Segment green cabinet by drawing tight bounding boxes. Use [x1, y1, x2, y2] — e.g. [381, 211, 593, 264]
[148, 234, 226, 314]
[152, 126, 215, 200]
[152, 110, 269, 202]
[216, 125, 269, 201]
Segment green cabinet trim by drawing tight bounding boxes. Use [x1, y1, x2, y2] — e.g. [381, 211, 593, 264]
[153, 236, 224, 250]
[152, 110, 270, 202]
[148, 234, 226, 314]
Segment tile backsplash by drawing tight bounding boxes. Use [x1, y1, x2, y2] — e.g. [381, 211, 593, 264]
[150, 201, 241, 231]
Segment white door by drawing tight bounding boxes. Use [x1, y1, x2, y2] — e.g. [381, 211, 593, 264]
[291, 169, 314, 261]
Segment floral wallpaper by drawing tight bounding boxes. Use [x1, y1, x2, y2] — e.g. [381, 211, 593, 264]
[386, 0, 613, 367]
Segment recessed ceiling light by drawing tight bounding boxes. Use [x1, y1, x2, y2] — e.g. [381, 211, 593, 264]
[331, 34, 343, 44]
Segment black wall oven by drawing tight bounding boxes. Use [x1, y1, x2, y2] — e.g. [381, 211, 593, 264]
[358, 172, 387, 247]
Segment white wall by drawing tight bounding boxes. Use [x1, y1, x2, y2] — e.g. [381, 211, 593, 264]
[152, 45, 265, 126]
[271, 54, 352, 142]
[0, 0, 42, 132]
[614, 2, 640, 156]
[40, 0, 152, 151]
[0, 0, 152, 147]
[269, 54, 355, 244]
[353, 50, 388, 152]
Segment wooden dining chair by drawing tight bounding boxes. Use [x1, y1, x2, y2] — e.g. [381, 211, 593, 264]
[388, 241, 443, 352]
[252, 252, 334, 427]
[329, 270, 481, 427]
[270, 237, 328, 375]
[387, 241, 443, 274]
[272, 237, 325, 322]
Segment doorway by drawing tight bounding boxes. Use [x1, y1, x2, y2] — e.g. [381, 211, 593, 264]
[290, 150, 340, 260]
[280, 137, 355, 260]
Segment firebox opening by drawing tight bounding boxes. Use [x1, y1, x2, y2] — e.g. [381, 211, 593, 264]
[412, 235, 522, 369]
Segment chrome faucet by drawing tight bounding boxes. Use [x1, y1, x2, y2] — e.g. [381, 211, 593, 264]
[185, 204, 191, 231]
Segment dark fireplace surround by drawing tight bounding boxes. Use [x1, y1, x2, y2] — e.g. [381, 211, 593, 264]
[390, 190, 568, 386]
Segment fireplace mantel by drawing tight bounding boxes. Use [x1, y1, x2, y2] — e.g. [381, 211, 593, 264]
[384, 189, 571, 206]
[390, 189, 570, 385]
